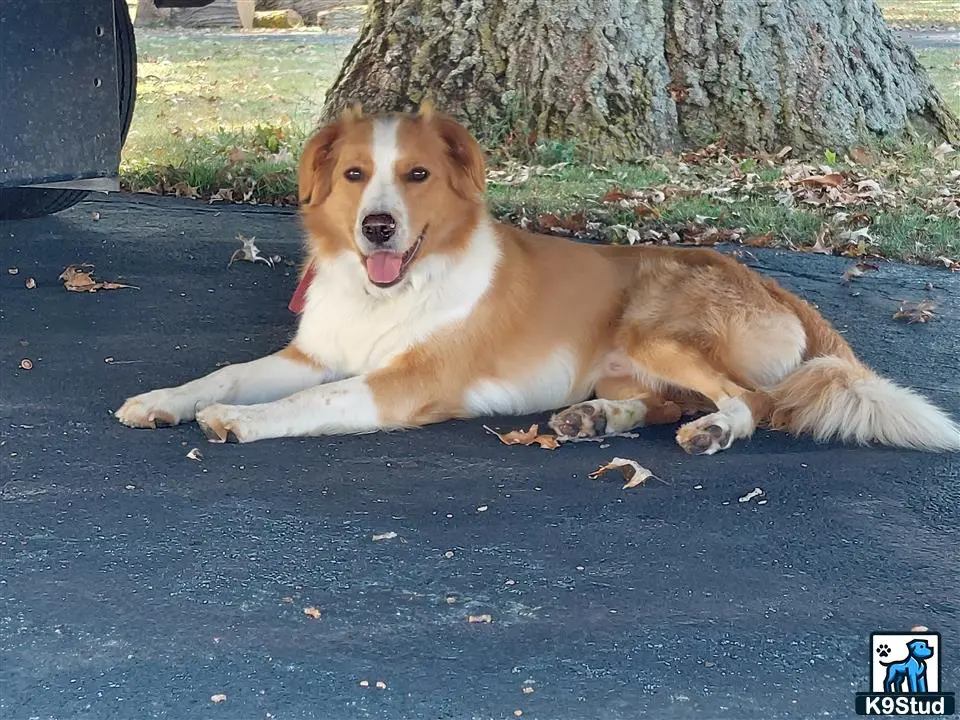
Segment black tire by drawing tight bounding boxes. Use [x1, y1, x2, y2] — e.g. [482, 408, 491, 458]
[0, 0, 137, 220]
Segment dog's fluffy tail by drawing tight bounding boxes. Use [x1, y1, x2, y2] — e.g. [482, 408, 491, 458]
[766, 355, 960, 452]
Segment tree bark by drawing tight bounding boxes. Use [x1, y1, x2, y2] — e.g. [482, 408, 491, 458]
[320, 0, 959, 157]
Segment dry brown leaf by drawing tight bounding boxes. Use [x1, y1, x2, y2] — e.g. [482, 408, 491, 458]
[893, 300, 936, 324]
[799, 173, 845, 188]
[171, 181, 199, 199]
[485, 424, 539, 445]
[484, 424, 560, 450]
[841, 261, 880, 282]
[601, 187, 629, 203]
[59, 264, 137, 293]
[533, 435, 560, 450]
[468, 614, 493, 624]
[209, 187, 235, 203]
[303, 606, 322, 619]
[743, 231, 775, 248]
[589, 457, 661, 489]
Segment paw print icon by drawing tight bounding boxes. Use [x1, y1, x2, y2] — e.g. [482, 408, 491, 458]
[876, 643, 892, 658]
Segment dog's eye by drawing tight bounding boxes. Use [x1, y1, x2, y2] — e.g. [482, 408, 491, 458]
[344, 167, 365, 182]
[406, 167, 430, 183]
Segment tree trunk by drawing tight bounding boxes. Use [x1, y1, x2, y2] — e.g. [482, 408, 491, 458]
[320, 0, 959, 158]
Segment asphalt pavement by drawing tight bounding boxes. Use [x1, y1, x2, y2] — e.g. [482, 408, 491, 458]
[1, 194, 958, 720]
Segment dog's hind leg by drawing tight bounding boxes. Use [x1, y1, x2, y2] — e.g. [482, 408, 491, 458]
[547, 376, 686, 439]
[616, 338, 774, 455]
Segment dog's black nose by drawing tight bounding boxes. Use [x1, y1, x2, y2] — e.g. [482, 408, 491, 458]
[361, 213, 397, 245]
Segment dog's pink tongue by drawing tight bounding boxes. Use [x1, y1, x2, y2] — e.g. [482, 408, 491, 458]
[365, 252, 403, 284]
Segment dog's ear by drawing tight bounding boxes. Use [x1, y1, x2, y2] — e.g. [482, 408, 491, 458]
[298, 121, 345, 207]
[427, 111, 486, 202]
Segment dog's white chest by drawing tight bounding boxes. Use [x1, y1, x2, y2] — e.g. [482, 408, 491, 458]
[294, 241, 498, 377]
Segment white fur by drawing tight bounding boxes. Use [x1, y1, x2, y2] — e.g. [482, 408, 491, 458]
[196, 375, 381, 443]
[355, 117, 414, 254]
[463, 348, 588, 416]
[115, 354, 332, 428]
[778, 357, 960, 451]
[296, 219, 502, 377]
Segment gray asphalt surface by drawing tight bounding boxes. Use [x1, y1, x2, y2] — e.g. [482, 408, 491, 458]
[1, 195, 958, 720]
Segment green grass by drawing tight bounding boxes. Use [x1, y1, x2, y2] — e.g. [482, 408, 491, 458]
[119, 29, 960, 265]
[915, 48, 960, 118]
[876, 0, 960, 28]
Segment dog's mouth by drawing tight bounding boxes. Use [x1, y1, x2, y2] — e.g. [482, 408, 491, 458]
[363, 228, 425, 288]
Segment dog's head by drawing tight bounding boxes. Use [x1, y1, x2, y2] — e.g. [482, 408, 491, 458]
[907, 639, 934, 660]
[297, 102, 487, 292]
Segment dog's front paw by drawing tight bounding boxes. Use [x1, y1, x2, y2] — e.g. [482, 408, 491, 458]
[676, 413, 732, 455]
[115, 389, 194, 429]
[196, 404, 249, 444]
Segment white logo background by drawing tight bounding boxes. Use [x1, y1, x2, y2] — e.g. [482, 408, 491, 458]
[871, 633, 941, 693]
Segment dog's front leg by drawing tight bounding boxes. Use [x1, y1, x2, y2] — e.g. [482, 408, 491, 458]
[116, 346, 334, 429]
[194, 359, 446, 444]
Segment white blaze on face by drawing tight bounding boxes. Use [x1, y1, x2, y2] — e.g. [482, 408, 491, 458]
[357, 117, 411, 286]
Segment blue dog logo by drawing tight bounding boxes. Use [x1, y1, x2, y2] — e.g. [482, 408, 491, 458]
[880, 638, 935, 694]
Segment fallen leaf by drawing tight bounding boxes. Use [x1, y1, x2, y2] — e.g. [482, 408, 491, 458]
[932, 142, 956, 161]
[209, 187, 235, 203]
[799, 173, 844, 188]
[59, 264, 138, 293]
[228, 234, 274, 268]
[468, 614, 493, 624]
[171, 181, 199, 199]
[303, 606, 322, 619]
[848, 147, 873, 165]
[186, 448, 202, 461]
[227, 148, 250, 165]
[893, 300, 936, 324]
[533, 434, 560, 450]
[743, 232, 775, 248]
[372, 531, 398, 541]
[210, 694, 227, 703]
[589, 457, 660, 489]
[483, 424, 560, 450]
[485, 424, 539, 445]
[841, 262, 880, 282]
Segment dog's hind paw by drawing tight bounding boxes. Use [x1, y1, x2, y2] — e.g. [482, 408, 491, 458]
[676, 414, 732, 455]
[548, 398, 649, 440]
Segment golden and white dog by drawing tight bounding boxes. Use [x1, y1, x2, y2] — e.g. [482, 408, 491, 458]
[116, 105, 960, 454]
